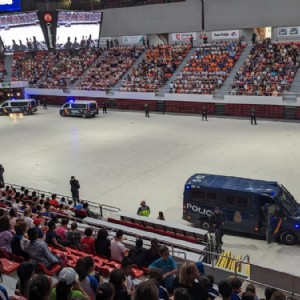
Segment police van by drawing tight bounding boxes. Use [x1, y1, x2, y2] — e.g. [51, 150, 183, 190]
[0, 99, 38, 115]
[183, 174, 300, 245]
[60, 100, 99, 118]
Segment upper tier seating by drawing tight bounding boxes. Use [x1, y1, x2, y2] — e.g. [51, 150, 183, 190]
[231, 40, 299, 96]
[120, 44, 192, 92]
[77, 46, 144, 91]
[172, 41, 245, 94]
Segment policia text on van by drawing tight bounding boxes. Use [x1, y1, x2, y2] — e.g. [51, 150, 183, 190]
[183, 174, 300, 245]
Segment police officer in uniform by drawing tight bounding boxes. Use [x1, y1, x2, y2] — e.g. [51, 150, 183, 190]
[251, 108, 257, 125]
[210, 206, 225, 244]
[0, 164, 4, 188]
[70, 176, 80, 205]
[137, 200, 151, 217]
[145, 104, 150, 118]
[202, 106, 208, 121]
[103, 101, 107, 114]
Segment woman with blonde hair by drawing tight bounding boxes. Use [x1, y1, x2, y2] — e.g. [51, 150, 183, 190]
[172, 262, 208, 300]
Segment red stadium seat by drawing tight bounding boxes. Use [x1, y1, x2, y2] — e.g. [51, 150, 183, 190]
[36, 263, 61, 276]
[131, 267, 144, 278]
[98, 265, 114, 277]
[0, 258, 19, 274]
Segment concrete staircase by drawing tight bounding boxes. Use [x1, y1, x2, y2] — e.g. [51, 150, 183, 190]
[288, 68, 300, 93]
[214, 44, 253, 98]
[159, 47, 195, 93]
[113, 51, 147, 90]
[3, 53, 13, 82]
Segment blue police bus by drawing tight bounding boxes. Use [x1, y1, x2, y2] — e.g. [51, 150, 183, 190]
[183, 174, 300, 245]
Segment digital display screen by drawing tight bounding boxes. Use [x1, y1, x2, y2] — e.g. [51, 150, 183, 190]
[0, 12, 47, 52]
[57, 11, 103, 49]
[0, 0, 21, 12]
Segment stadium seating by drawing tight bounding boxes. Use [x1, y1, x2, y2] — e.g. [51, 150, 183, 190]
[0, 55, 5, 82]
[77, 46, 144, 91]
[231, 40, 299, 96]
[120, 44, 192, 92]
[172, 41, 245, 94]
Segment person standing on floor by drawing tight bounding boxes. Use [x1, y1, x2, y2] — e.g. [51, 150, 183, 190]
[251, 108, 257, 125]
[137, 200, 151, 217]
[145, 104, 150, 118]
[43, 98, 47, 109]
[70, 176, 80, 205]
[103, 102, 107, 114]
[202, 106, 208, 121]
[0, 164, 4, 188]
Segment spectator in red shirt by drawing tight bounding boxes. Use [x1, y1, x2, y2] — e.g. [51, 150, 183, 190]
[81, 227, 96, 255]
[49, 194, 59, 208]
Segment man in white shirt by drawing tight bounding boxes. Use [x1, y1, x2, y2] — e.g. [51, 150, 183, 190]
[110, 229, 128, 261]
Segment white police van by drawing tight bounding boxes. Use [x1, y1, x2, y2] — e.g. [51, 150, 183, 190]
[0, 99, 38, 115]
[60, 100, 99, 118]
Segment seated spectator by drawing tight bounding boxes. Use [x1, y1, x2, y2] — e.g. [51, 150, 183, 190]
[11, 222, 30, 260]
[95, 228, 111, 258]
[42, 202, 55, 219]
[265, 287, 277, 300]
[55, 218, 69, 241]
[46, 220, 67, 251]
[270, 291, 286, 300]
[174, 288, 192, 300]
[109, 268, 130, 300]
[148, 268, 169, 300]
[144, 238, 160, 266]
[16, 261, 37, 299]
[245, 284, 258, 300]
[96, 283, 115, 300]
[49, 194, 59, 208]
[218, 280, 233, 300]
[80, 227, 96, 255]
[149, 245, 177, 292]
[23, 208, 34, 229]
[0, 285, 9, 300]
[9, 207, 18, 233]
[172, 262, 207, 300]
[66, 221, 82, 248]
[110, 229, 128, 261]
[242, 292, 255, 300]
[230, 278, 242, 300]
[134, 280, 159, 300]
[50, 267, 89, 300]
[25, 228, 61, 269]
[128, 238, 147, 268]
[75, 256, 99, 300]
[28, 275, 52, 300]
[0, 215, 13, 253]
[120, 257, 134, 293]
[33, 219, 44, 239]
[207, 275, 219, 299]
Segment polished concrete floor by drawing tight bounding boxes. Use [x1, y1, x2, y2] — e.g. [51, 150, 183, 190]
[1, 107, 300, 275]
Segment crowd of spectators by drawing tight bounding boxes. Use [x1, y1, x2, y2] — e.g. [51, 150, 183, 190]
[0, 185, 290, 300]
[171, 41, 245, 94]
[0, 55, 5, 82]
[120, 44, 192, 92]
[77, 46, 144, 91]
[12, 49, 101, 88]
[231, 40, 299, 96]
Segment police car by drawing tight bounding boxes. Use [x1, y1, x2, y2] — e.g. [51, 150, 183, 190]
[59, 100, 99, 118]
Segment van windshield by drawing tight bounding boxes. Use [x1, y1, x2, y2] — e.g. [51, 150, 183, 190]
[277, 185, 298, 213]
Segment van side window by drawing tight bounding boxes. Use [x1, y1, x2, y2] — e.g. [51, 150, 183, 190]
[2, 102, 8, 107]
[190, 189, 205, 200]
[236, 196, 249, 208]
[225, 195, 235, 206]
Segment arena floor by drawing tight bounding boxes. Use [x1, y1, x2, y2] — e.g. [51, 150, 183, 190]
[2, 107, 300, 276]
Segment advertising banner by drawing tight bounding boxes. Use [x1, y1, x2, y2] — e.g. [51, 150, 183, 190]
[172, 33, 196, 42]
[278, 27, 300, 36]
[122, 36, 144, 44]
[0, 0, 21, 11]
[212, 30, 239, 40]
[37, 11, 58, 51]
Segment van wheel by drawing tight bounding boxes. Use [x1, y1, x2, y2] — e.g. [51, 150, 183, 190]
[23, 110, 28, 115]
[280, 231, 297, 245]
[199, 219, 212, 230]
[82, 113, 87, 118]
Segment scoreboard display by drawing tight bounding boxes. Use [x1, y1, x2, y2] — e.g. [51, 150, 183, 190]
[0, 0, 21, 11]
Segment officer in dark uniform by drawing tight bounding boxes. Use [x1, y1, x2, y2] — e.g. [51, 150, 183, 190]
[210, 206, 225, 244]
[103, 102, 107, 114]
[0, 164, 4, 188]
[251, 108, 257, 125]
[43, 98, 47, 109]
[202, 106, 208, 121]
[145, 104, 150, 118]
[70, 176, 80, 205]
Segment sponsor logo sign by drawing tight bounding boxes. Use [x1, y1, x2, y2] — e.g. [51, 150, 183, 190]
[212, 30, 239, 40]
[122, 36, 144, 44]
[278, 27, 300, 36]
[172, 32, 196, 42]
